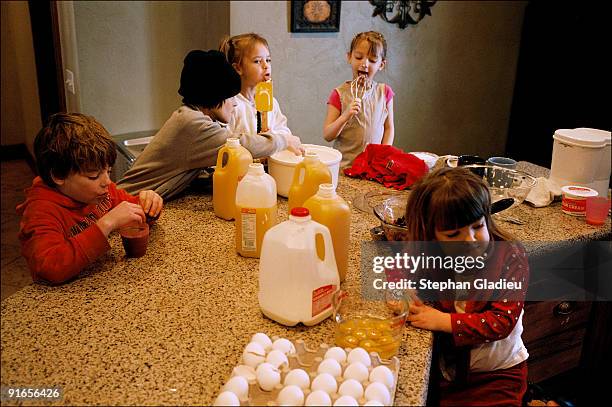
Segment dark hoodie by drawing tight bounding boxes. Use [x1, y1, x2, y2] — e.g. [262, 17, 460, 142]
[16, 177, 138, 284]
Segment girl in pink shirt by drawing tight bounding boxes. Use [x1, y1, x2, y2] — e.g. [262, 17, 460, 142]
[323, 31, 395, 168]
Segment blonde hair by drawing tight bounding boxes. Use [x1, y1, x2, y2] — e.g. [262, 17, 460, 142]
[349, 31, 388, 60]
[219, 33, 269, 67]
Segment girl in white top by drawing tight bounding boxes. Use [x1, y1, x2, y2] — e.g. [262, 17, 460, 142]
[323, 31, 395, 168]
[220, 33, 302, 157]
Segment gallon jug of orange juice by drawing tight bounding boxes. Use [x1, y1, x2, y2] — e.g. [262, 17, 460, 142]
[235, 163, 277, 258]
[213, 138, 253, 220]
[303, 183, 350, 282]
[288, 152, 332, 211]
[259, 207, 339, 326]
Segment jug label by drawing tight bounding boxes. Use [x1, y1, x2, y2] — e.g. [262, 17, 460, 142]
[312, 285, 336, 317]
[241, 208, 257, 251]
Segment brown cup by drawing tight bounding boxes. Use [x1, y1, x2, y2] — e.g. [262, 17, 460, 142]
[119, 221, 149, 258]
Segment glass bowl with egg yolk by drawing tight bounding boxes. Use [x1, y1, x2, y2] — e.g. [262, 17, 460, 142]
[332, 289, 409, 359]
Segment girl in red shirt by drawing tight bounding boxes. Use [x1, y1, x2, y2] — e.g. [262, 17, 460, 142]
[403, 167, 529, 406]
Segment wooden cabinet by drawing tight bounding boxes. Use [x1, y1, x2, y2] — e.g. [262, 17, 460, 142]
[522, 301, 592, 383]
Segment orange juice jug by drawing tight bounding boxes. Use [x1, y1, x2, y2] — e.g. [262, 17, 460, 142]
[288, 152, 332, 211]
[303, 184, 351, 282]
[235, 163, 278, 258]
[259, 207, 339, 326]
[213, 137, 252, 220]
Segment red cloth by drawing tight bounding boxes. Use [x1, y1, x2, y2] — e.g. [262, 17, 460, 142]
[343, 144, 429, 190]
[439, 361, 528, 407]
[16, 177, 139, 284]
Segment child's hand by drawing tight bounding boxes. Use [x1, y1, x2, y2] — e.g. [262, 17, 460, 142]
[138, 190, 163, 220]
[408, 302, 452, 333]
[96, 201, 145, 237]
[284, 134, 304, 156]
[343, 98, 362, 119]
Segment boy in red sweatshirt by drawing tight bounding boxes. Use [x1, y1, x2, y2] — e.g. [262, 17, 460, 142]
[17, 113, 163, 284]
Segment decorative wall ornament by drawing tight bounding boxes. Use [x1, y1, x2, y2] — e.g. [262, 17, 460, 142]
[370, 0, 437, 29]
[291, 0, 341, 33]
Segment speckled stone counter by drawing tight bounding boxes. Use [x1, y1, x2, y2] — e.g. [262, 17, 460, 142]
[1, 163, 609, 406]
[1, 175, 431, 406]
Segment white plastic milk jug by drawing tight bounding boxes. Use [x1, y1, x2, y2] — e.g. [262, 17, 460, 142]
[258, 207, 340, 326]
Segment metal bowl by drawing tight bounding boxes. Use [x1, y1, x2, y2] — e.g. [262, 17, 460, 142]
[373, 195, 410, 241]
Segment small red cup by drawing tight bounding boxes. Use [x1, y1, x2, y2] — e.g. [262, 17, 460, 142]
[585, 197, 610, 226]
[119, 221, 149, 257]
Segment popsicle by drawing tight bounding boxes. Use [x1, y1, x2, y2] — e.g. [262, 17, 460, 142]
[255, 80, 273, 133]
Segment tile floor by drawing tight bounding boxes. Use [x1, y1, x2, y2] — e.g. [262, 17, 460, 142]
[1, 159, 35, 301]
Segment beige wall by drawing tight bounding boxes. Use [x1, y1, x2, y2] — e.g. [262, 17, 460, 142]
[73, 1, 229, 135]
[1, 1, 42, 153]
[230, 0, 526, 158]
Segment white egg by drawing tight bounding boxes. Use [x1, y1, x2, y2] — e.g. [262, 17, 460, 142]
[213, 391, 240, 406]
[365, 382, 391, 405]
[305, 390, 332, 406]
[256, 362, 276, 375]
[266, 349, 289, 369]
[347, 347, 371, 367]
[272, 338, 296, 355]
[311, 372, 337, 395]
[324, 346, 347, 363]
[222, 376, 249, 400]
[256, 363, 281, 391]
[284, 368, 311, 390]
[317, 358, 342, 378]
[251, 332, 273, 351]
[369, 365, 394, 388]
[231, 364, 256, 382]
[277, 384, 304, 406]
[363, 400, 384, 406]
[343, 362, 369, 383]
[338, 379, 364, 400]
[333, 395, 359, 406]
[242, 341, 266, 368]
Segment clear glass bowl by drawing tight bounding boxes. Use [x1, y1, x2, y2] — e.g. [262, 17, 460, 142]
[463, 164, 538, 207]
[332, 290, 409, 359]
[373, 195, 410, 241]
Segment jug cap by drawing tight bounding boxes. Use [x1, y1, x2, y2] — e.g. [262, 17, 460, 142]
[226, 137, 240, 148]
[248, 163, 265, 175]
[290, 207, 310, 217]
[317, 183, 336, 198]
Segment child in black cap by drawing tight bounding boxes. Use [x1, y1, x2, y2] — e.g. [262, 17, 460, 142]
[118, 50, 288, 199]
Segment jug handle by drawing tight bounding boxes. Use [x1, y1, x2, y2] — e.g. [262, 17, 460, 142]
[292, 165, 306, 186]
[313, 224, 338, 275]
[216, 146, 229, 169]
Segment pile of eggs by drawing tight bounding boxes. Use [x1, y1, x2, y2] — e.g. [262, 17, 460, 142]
[214, 333, 396, 406]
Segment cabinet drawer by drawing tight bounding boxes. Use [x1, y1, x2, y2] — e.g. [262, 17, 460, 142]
[522, 301, 591, 344]
[526, 327, 585, 383]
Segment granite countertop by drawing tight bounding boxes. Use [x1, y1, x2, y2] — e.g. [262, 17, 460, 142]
[1, 162, 609, 406]
[0, 175, 432, 406]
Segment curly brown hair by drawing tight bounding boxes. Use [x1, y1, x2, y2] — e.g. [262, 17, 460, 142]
[404, 167, 512, 241]
[34, 112, 116, 186]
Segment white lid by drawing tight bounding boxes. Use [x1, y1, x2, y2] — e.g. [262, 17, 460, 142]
[226, 137, 240, 148]
[553, 128, 610, 148]
[270, 144, 342, 166]
[317, 183, 336, 198]
[561, 185, 598, 198]
[247, 163, 265, 175]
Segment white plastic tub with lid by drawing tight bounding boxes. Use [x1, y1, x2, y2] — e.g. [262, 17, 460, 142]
[549, 128, 611, 197]
[269, 144, 342, 197]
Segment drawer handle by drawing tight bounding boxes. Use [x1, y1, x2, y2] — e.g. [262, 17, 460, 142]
[554, 301, 574, 316]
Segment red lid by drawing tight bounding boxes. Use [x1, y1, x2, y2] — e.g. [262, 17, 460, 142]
[290, 207, 310, 217]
